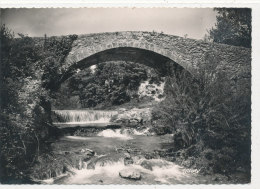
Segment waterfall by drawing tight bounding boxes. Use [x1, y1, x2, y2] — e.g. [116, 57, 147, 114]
[52, 110, 118, 125]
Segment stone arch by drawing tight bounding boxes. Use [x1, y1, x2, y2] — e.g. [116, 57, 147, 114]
[47, 31, 250, 92]
[58, 46, 190, 86]
[61, 32, 202, 76]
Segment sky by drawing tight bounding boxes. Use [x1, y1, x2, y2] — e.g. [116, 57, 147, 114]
[1, 8, 217, 39]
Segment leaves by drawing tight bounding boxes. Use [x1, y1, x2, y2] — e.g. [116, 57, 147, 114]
[52, 61, 162, 109]
[0, 26, 77, 181]
[152, 51, 250, 173]
[208, 8, 251, 48]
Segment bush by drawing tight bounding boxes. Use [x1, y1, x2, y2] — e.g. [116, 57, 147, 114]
[152, 51, 251, 176]
[0, 26, 77, 182]
[52, 61, 163, 109]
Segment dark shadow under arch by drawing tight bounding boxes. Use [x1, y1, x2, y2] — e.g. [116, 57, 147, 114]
[65, 47, 187, 79]
[47, 47, 191, 91]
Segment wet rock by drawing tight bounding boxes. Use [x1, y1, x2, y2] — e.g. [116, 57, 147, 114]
[140, 160, 153, 171]
[119, 168, 141, 180]
[132, 155, 145, 163]
[124, 157, 134, 165]
[64, 151, 71, 155]
[113, 108, 151, 126]
[115, 148, 124, 153]
[82, 156, 92, 162]
[182, 159, 193, 168]
[77, 159, 83, 170]
[144, 152, 157, 159]
[151, 125, 172, 135]
[55, 151, 64, 155]
[53, 175, 71, 184]
[87, 162, 95, 170]
[80, 148, 95, 156]
[94, 155, 121, 167]
[51, 170, 57, 177]
[124, 152, 131, 158]
[129, 118, 139, 125]
[62, 165, 69, 173]
[212, 176, 219, 182]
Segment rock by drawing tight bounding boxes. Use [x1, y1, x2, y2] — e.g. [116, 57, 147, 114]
[144, 152, 157, 159]
[113, 108, 152, 126]
[140, 160, 153, 171]
[115, 148, 124, 153]
[129, 118, 139, 124]
[124, 152, 131, 158]
[132, 155, 145, 163]
[80, 148, 95, 156]
[55, 151, 64, 155]
[50, 170, 57, 177]
[119, 168, 141, 180]
[82, 155, 92, 162]
[62, 165, 68, 173]
[181, 159, 193, 168]
[87, 162, 95, 170]
[77, 159, 83, 170]
[212, 177, 219, 182]
[124, 157, 134, 165]
[64, 151, 71, 155]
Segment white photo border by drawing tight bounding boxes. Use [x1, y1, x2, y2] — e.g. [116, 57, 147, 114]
[0, 0, 259, 189]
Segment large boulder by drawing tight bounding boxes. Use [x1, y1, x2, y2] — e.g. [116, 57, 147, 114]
[87, 162, 95, 170]
[124, 157, 134, 166]
[140, 160, 153, 171]
[119, 168, 141, 180]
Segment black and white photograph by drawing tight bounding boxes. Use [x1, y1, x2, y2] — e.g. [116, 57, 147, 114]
[0, 3, 255, 185]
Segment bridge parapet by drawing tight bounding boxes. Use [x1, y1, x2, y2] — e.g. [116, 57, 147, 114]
[64, 31, 250, 77]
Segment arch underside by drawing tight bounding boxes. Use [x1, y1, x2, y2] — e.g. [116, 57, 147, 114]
[60, 47, 188, 85]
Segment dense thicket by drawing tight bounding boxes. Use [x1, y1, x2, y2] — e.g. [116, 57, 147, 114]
[52, 61, 162, 109]
[0, 25, 77, 183]
[207, 8, 251, 48]
[152, 52, 251, 178]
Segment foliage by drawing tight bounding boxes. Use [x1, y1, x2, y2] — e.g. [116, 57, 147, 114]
[0, 25, 77, 182]
[52, 61, 162, 109]
[207, 8, 251, 48]
[41, 34, 78, 90]
[152, 51, 251, 175]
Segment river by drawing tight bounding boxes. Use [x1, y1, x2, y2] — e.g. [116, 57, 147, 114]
[39, 110, 202, 184]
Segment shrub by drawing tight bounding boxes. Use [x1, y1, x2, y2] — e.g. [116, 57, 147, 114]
[0, 26, 77, 182]
[152, 51, 251, 176]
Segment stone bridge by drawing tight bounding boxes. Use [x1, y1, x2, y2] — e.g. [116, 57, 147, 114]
[56, 31, 250, 90]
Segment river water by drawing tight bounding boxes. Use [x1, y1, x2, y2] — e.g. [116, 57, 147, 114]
[43, 110, 201, 184]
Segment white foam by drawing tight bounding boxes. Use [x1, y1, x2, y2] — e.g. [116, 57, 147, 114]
[67, 160, 126, 184]
[65, 136, 91, 140]
[37, 173, 68, 184]
[63, 158, 191, 184]
[97, 129, 133, 140]
[133, 128, 150, 135]
[53, 110, 117, 123]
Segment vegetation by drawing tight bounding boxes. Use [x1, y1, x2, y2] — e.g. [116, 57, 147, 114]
[0, 25, 77, 183]
[52, 61, 162, 109]
[152, 51, 250, 178]
[207, 8, 251, 48]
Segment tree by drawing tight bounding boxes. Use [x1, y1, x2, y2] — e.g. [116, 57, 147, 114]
[208, 8, 251, 48]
